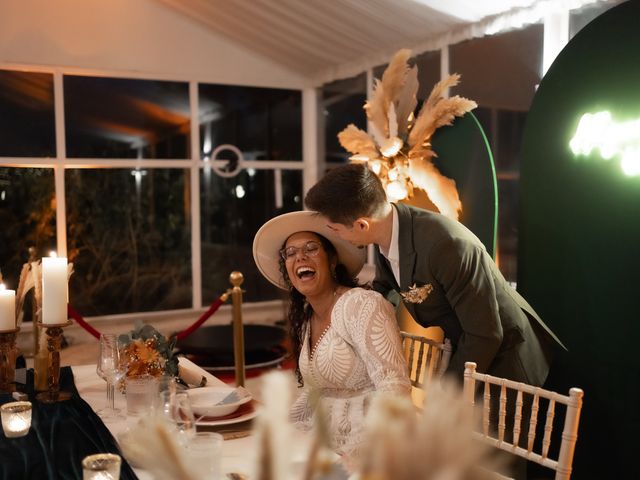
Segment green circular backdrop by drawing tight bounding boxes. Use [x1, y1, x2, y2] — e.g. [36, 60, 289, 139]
[519, 1, 640, 477]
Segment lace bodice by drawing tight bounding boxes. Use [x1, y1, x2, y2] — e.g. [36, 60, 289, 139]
[290, 288, 410, 459]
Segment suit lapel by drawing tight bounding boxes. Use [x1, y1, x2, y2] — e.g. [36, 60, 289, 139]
[395, 203, 417, 291]
[374, 245, 399, 289]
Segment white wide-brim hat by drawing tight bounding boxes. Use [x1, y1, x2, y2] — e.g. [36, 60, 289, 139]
[253, 211, 366, 290]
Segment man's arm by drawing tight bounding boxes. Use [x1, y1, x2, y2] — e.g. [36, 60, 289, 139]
[430, 237, 504, 376]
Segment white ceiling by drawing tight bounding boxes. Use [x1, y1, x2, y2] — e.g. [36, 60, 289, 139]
[154, 0, 610, 84]
[151, 0, 536, 81]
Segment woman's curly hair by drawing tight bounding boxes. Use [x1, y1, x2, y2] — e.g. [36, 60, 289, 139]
[278, 233, 359, 387]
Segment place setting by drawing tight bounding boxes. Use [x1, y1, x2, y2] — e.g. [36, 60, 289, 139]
[188, 384, 256, 428]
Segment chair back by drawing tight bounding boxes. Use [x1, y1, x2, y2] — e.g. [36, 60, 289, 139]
[400, 331, 452, 388]
[463, 362, 584, 480]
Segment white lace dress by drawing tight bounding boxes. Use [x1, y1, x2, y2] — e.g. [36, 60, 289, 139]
[289, 287, 411, 458]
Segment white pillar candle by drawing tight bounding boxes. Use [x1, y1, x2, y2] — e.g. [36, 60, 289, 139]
[0, 284, 16, 330]
[42, 254, 68, 325]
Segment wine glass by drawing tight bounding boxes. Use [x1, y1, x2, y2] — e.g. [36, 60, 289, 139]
[96, 333, 127, 419]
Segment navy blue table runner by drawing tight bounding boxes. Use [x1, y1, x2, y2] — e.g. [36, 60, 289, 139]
[0, 367, 138, 480]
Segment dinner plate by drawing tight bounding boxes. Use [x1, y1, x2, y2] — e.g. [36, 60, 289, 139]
[195, 400, 259, 427]
[188, 386, 252, 417]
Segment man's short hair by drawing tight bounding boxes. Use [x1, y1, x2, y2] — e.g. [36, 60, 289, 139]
[305, 163, 387, 225]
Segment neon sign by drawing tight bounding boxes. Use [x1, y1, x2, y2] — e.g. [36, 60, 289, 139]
[569, 111, 640, 176]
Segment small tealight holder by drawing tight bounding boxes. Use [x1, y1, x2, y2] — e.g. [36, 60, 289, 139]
[1, 401, 32, 438]
[82, 453, 121, 480]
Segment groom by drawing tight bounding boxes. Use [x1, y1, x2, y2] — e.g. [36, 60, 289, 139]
[305, 163, 564, 386]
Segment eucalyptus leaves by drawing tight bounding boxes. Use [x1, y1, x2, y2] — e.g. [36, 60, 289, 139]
[118, 320, 178, 379]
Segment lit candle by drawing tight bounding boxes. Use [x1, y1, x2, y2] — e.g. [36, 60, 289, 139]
[42, 252, 68, 325]
[82, 453, 121, 480]
[0, 401, 32, 438]
[0, 284, 16, 330]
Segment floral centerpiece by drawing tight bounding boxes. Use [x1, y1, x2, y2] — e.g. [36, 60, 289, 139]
[118, 321, 178, 380]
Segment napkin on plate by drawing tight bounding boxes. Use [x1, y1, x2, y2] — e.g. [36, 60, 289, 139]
[177, 356, 228, 388]
[217, 386, 252, 405]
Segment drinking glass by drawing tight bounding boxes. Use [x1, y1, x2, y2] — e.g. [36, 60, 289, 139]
[82, 453, 121, 480]
[158, 390, 196, 446]
[186, 432, 223, 479]
[96, 333, 126, 419]
[125, 374, 159, 419]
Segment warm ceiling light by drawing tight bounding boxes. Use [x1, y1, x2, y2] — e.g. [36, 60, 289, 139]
[386, 181, 409, 202]
[379, 137, 403, 157]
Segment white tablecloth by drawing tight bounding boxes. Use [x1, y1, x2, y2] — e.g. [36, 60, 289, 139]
[71, 363, 313, 479]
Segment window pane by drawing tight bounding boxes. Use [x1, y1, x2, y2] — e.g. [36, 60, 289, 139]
[0, 70, 55, 157]
[64, 76, 190, 159]
[201, 168, 302, 304]
[199, 85, 301, 161]
[0, 167, 56, 294]
[322, 73, 366, 164]
[66, 169, 191, 315]
[450, 24, 543, 283]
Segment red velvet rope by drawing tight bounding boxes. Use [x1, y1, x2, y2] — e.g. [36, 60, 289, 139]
[175, 297, 225, 340]
[67, 304, 101, 339]
[67, 296, 227, 341]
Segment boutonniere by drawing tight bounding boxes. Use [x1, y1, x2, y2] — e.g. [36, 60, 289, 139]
[400, 283, 434, 304]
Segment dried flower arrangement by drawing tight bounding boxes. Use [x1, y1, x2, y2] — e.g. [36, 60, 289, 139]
[13, 259, 74, 326]
[338, 49, 477, 219]
[118, 321, 178, 379]
[356, 380, 498, 480]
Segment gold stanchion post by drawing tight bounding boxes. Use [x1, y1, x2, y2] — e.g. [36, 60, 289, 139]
[229, 271, 245, 387]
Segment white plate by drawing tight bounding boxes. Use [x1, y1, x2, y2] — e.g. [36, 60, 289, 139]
[187, 386, 252, 417]
[195, 401, 258, 426]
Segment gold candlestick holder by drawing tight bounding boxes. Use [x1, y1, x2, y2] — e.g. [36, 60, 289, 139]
[0, 327, 20, 393]
[35, 320, 72, 403]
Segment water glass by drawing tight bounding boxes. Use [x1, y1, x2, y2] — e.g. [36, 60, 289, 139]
[157, 374, 177, 395]
[158, 390, 196, 445]
[82, 453, 121, 480]
[125, 375, 159, 418]
[186, 432, 223, 479]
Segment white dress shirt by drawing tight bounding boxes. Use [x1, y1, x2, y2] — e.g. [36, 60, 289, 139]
[379, 204, 401, 286]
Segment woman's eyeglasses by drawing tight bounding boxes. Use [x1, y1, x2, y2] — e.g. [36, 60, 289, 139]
[280, 241, 321, 261]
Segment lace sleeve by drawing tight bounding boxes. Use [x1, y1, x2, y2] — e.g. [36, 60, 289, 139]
[343, 290, 411, 394]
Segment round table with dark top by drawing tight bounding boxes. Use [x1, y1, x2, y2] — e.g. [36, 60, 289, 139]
[176, 324, 288, 372]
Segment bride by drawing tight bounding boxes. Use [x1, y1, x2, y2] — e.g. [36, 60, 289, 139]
[253, 211, 410, 466]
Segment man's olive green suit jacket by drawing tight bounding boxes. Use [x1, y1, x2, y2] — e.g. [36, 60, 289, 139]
[373, 203, 564, 386]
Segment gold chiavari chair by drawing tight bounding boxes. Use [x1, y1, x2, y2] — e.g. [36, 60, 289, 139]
[400, 331, 452, 388]
[463, 362, 584, 480]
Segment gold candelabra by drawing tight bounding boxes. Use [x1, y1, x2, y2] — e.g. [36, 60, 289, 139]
[35, 320, 72, 403]
[0, 327, 19, 393]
